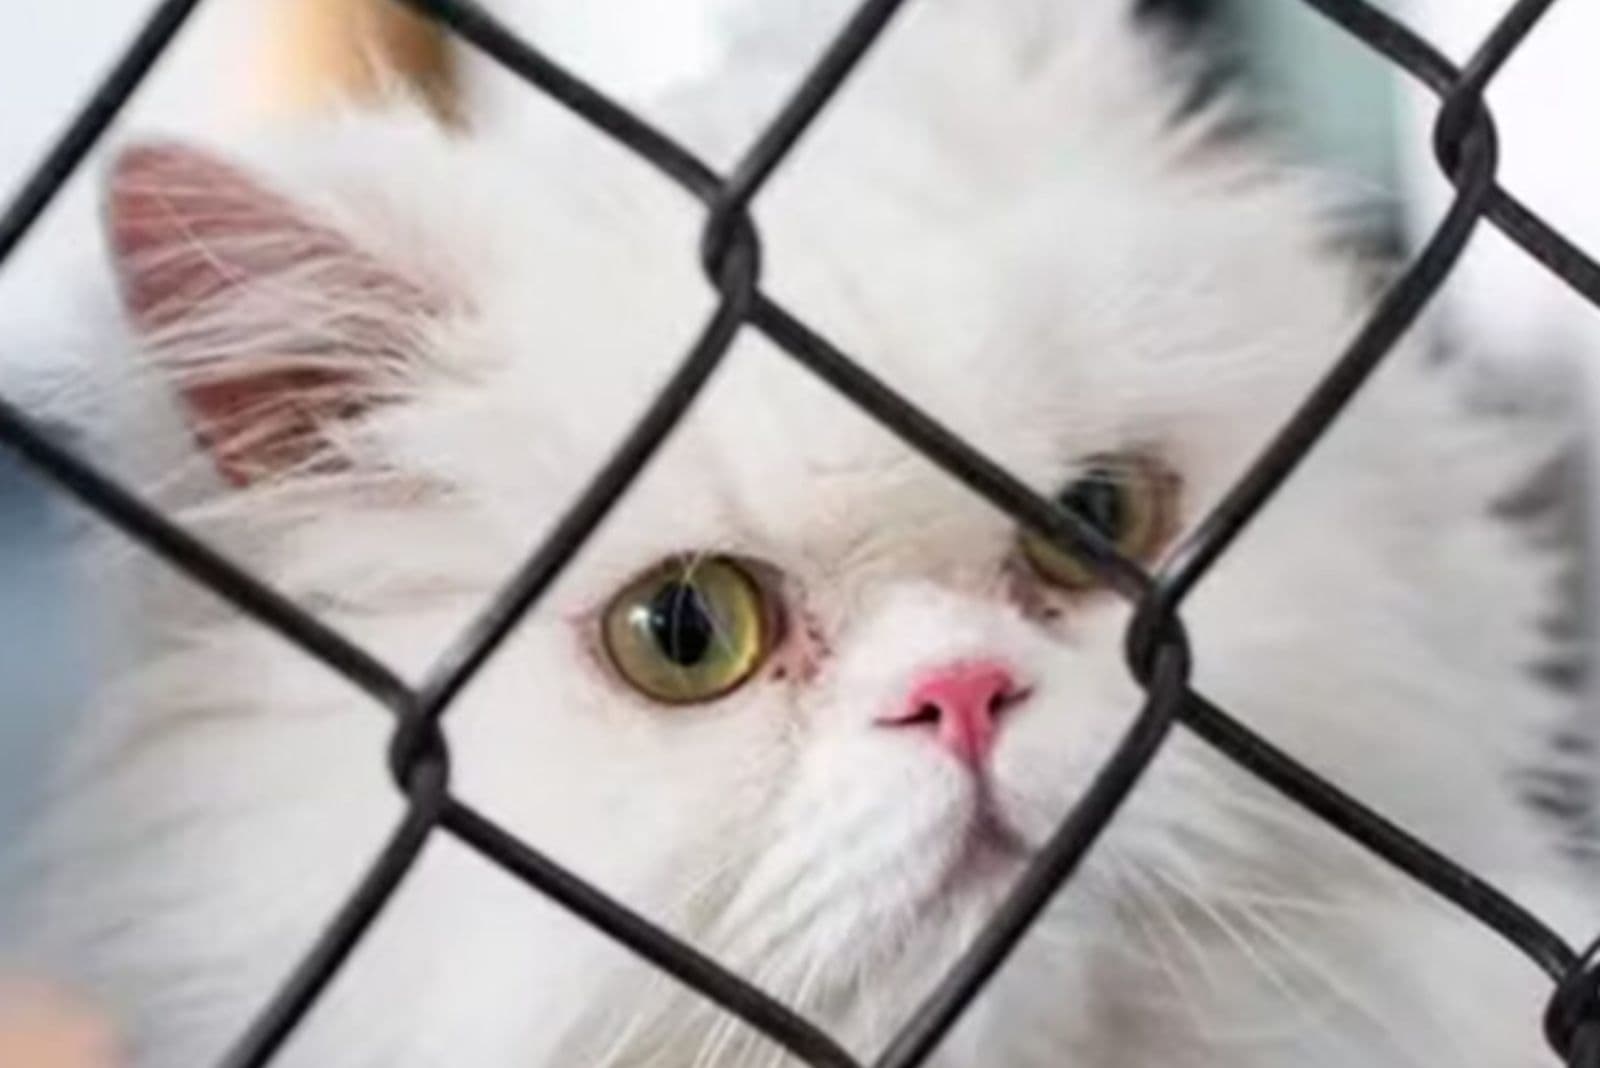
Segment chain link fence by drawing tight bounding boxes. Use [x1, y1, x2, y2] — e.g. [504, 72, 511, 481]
[2, 0, 1600, 1065]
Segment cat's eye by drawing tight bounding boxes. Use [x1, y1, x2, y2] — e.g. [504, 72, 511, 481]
[1019, 454, 1174, 589]
[602, 556, 775, 704]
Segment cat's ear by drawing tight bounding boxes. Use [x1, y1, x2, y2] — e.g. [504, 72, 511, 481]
[105, 140, 435, 486]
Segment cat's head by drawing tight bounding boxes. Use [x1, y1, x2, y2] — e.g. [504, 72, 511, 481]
[92, 27, 1557, 1054]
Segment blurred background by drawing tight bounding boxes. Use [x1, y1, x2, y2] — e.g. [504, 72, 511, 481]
[0, 0, 1595, 859]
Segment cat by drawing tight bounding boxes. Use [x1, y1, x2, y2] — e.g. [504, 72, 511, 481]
[7, 0, 1594, 1065]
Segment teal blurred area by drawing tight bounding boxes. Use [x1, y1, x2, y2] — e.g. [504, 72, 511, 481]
[0, 454, 87, 837]
[1224, 1, 1400, 199]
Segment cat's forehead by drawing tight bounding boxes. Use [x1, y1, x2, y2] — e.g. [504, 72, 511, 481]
[459, 182, 1324, 490]
[460, 300, 1155, 601]
[386, 114, 1360, 590]
[304, 101, 1351, 506]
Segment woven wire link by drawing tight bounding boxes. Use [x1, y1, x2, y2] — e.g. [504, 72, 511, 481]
[2, 0, 1599, 1064]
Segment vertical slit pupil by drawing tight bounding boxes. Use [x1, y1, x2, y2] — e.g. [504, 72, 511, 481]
[648, 580, 715, 666]
[1060, 471, 1125, 541]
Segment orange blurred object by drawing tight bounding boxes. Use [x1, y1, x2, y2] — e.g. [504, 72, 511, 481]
[253, 0, 460, 124]
[0, 981, 117, 1068]
[1, 9, 458, 1068]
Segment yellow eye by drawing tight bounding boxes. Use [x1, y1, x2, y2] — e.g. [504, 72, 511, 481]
[602, 556, 775, 704]
[1020, 454, 1174, 590]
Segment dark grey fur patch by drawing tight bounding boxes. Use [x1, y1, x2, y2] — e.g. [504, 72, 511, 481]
[1495, 442, 1599, 860]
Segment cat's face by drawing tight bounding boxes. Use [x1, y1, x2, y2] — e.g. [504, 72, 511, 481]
[94, 84, 1549, 1053]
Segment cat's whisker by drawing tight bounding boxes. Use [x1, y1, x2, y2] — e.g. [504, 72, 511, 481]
[1165, 779, 1416, 893]
[586, 990, 663, 1068]
[1185, 884, 1396, 920]
[709, 941, 826, 1068]
[1226, 893, 1450, 1068]
[1136, 854, 1340, 1046]
[1114, 850, 1227, 1006]
[1140, 845, 1479, 1068]
[1099, 847, 1210, 1025]
[686, 998, 745, 1068]
[761, 953, 832, 1068]
[678, 548, 748, 671]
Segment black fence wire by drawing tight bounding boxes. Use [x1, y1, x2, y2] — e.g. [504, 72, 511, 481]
[2, 0, 1599, 1065]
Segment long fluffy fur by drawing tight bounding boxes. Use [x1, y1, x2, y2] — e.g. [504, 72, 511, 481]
[6, 3, 1594, 1066]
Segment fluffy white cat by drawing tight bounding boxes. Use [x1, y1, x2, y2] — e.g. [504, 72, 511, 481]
[9, 1, 1594, 1066]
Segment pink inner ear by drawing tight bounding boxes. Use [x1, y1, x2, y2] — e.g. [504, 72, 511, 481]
[106, 142, 433, 486]
[109, 143, 349, 333]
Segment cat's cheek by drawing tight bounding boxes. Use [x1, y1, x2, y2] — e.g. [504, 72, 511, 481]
[989, 669, 1142, 846]
[989, 738, 1076, 847]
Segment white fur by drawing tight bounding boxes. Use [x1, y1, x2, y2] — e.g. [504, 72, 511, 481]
[7, 2, 1593, 1066]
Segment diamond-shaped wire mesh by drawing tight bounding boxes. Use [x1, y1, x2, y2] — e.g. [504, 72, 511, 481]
[3, 0, 1600, 1065]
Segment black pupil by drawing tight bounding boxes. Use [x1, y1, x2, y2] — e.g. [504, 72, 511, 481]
[646, 581, 715, 666]
[1059, 470, 1125, 540]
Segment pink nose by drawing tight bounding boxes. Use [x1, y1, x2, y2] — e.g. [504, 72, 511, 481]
[881, 660, 1025, 767]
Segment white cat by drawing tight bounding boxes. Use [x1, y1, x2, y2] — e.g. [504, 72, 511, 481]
[9, 1, 1594, 1065]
